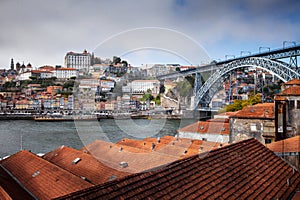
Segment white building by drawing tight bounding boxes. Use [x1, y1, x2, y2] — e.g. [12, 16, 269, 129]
[55, 68, 78, 79]
[100, 80, 114, 92]
[177, 119, 230, 143]
[78, 78, 99, 91]
[131, 80, 160, 94]
[18, 71, 32, 81]
[36, 70, 53, 79]
[64, 50, 91, 70]
[18, 70, 53, 80]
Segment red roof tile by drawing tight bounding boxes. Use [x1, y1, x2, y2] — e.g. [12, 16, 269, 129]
[56, 138, 300, 200]
[230, 103, 274, 119]
[43, 146, 130, 185]
[81, 140, 183, 173]
[278, 86, 300, 96]
[0, 150, 93, 200]
[285, 79, 300, 85]
[0, 186, 12, 200]
[177, 120, 229, 135]
[267, 136, 300, 153]
[275, 96, 288, 101]
[81, 136, 219, 174]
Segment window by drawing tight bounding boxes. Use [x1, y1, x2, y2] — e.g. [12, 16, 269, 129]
[289, 100, 295, 110]
[265, 138, 272, 144]
[250, 123, 257, 131]
[202, 138, 207, 141]
[297, 100, 300, 109]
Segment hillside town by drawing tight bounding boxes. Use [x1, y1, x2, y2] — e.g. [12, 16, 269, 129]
[0, 50, 280, 118]
[1, 50, 300, 199]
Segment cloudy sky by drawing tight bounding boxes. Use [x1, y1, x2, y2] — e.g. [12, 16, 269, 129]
[0, 0, 299, 68]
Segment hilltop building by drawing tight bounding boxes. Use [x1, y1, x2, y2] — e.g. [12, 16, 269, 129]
[64, 50, 91, 70]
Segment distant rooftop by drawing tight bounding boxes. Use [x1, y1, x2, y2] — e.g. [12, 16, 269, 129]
[230, 103, 274, 119]
[267, 135, 300, 153]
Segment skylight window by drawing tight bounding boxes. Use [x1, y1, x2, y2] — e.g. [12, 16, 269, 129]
[32, 170, 40, 177]
[72, 157, 81, 165]
[120, 162, 128, 168]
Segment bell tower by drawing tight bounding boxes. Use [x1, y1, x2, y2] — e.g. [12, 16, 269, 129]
[10, 58, 14, 70]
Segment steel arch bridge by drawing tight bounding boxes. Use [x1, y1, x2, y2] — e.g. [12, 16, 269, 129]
[194, 57, 300, 110]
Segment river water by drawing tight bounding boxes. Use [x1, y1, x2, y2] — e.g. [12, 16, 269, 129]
[0, 118, 196, 158]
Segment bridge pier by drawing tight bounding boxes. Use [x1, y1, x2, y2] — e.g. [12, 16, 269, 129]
[193, 72, 202, 109]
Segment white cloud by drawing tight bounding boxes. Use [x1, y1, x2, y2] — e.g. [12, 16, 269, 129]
[0, 0, 299, 68]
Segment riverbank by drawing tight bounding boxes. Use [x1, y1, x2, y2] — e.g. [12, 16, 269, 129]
[0, 113, 183, 121]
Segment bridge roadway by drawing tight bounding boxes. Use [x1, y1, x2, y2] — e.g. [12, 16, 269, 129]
[157, 44, 300, 80]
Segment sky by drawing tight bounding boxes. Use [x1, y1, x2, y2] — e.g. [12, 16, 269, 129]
[0, 0, 300, 68]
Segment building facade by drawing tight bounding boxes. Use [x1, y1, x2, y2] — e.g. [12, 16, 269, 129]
[131, 80, 160, 94]
[275, 79, 300, 140]
[55, 68, 78, 79]
[229, 103, 275, 144]
[64, 50, 91, 70]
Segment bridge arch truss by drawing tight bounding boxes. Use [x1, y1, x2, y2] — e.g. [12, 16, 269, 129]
[194, 57, 300, 109]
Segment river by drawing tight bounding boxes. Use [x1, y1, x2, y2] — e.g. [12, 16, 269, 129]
[0, 118, 196, 158]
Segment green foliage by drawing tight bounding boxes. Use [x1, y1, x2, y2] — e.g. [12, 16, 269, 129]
[175, 79, 192, 97]
[58, 91, 73, 98]
[185, 75, 195, 87]
[63, 80, 75, 89]
[141, 93, 154, 101]
[218, 94, 262, 113]
[154, 95, 161, 105]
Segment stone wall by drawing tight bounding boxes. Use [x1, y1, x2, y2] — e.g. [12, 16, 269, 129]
[230, 118, 275, 144]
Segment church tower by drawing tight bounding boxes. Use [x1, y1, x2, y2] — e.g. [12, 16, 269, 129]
[10, 58, 14, 70]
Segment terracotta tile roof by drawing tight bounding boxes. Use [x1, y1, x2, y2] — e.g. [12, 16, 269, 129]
[117, 136, 220, 156]
[81, 137, 219, 174]
[0, 186, 12, 200]
[81, 140, 183, 173]
[0, 150, 93, 200]
[292, 191, 300, 200]
[278, 86, 300, 96]
[56, 138, 300, 200]
[275, 96, 288, 101]
[267, 136, 300, 153]
[285, 79, 300, 85]
[214, 111, 239, 118]
[230, 103, 274, 119]
[56, 68, 76, 71]
[43, 146, 130, 185]
[177, 120, 229, 135]
[207, 118, 229, 123]
[0, 165, 34, 200]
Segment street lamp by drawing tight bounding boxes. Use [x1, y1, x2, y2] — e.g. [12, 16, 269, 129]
[283, 41, 296, 48]
[240, 51, 251, 57]
[259, 47, 270, 53]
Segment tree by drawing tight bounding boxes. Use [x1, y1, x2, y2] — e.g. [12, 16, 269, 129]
[218, 93, 262, 113]
[159, 84, 165, 94]
[113, 56, 121, 64]
[29, 76, 37, 80]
